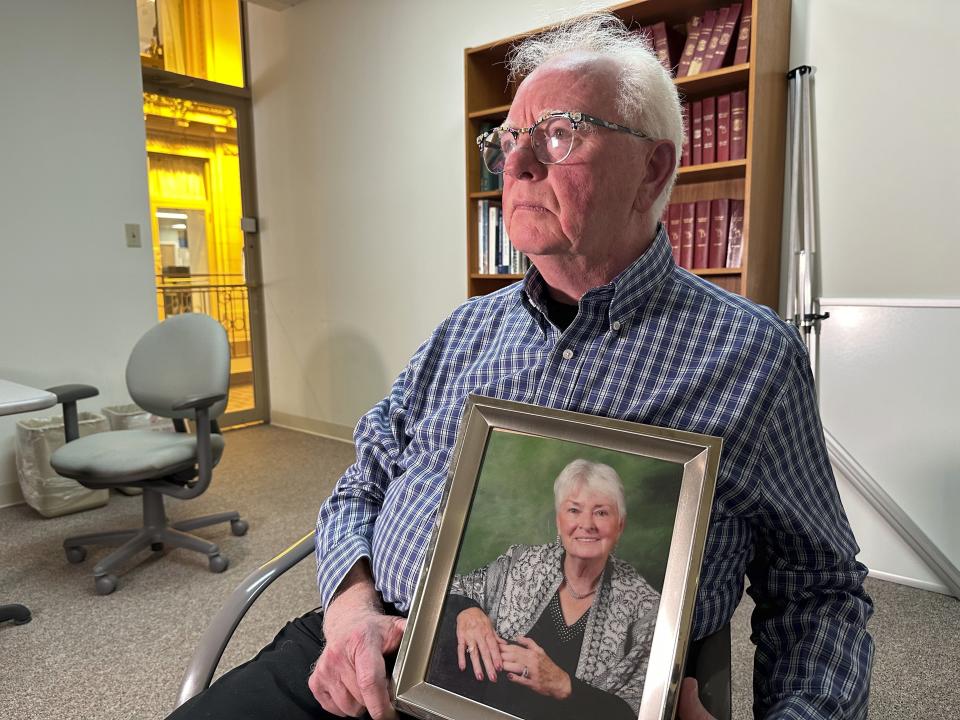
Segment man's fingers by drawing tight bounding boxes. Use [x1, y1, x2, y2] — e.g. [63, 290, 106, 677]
[354, 637, 395, 720]
[677, 677, 715, 720]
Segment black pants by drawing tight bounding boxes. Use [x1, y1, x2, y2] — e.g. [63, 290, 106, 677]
[167, 611, 412, 720]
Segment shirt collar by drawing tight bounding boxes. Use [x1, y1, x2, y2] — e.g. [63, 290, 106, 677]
[519, 224, 675, 327]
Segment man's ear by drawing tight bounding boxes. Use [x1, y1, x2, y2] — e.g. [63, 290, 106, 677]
[633, 140, 677, 215]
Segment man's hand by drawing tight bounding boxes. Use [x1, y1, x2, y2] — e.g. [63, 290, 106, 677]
[308, 561, 406, 719]
[677, 678, 716, 720]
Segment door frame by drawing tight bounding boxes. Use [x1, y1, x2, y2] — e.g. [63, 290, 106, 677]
[140, 5, 270, 427]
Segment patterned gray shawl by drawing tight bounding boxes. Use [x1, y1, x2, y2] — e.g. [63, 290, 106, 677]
[448, 542, 660, 714]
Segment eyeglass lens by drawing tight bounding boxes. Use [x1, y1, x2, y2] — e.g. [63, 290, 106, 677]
[481, 115, 576, 174]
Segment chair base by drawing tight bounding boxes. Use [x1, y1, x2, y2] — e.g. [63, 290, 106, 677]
[0, 603, 31, 626]
[64, 488, 246, 595]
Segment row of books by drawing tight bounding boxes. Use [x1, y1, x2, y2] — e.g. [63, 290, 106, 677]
[680, 91, 747, 167]
[476, 200, 530, 275]
[641, 0, 752, 77]
[663, 199, 744, 270]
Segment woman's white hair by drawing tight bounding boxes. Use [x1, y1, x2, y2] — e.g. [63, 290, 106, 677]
[553, 458, 627, 519]
[507, 13, 684, 219]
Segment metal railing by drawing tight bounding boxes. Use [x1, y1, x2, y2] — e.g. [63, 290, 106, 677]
[156, 274, 251, 359]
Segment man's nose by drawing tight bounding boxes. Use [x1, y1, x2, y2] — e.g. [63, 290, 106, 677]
[504, 135, 546, 181]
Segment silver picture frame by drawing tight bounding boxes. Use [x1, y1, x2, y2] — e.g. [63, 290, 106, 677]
[392, 395, 721, 720]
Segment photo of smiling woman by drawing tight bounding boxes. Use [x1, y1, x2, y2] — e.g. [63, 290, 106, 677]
[428, 459, 660, 720]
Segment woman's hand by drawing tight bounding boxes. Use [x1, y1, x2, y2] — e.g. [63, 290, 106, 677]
[498, 636, 572, 700]
[456, 607, 503, 682]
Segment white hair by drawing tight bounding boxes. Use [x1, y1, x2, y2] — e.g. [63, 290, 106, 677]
[507, 13, 684, 219]
[553, 458, 627, 519]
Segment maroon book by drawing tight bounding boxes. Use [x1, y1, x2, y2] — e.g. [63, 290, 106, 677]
[691, 100, 703, 166]
[677, 16, 702, 77]
[694, 200, 711, 269]
[668, 204, 683, 264]
[716, 93, 731, 163]
[709, 198, 730, 268]
[733, 0, 753, 65]
[701, 96, 716, 164]
[649, 21, 685, 73]
[726, 200, 745, 267]
[680, 202, 696, 269]
[681, 104, 691, 166]
[687, 9, 716, 76]
[701, 6, 729, 74]
[709, 3, 742, 71]
[730, 90, 747, 160]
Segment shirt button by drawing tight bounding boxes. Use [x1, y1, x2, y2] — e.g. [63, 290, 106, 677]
[611, 320, 622, 331]
[561, 348, 574, 360]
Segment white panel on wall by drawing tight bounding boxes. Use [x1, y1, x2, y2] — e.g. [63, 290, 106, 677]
[818, 301, 960, 591]
[789, 0, 960, 299]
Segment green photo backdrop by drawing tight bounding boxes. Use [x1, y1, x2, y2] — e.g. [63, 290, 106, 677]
[454, 429, 684, 592]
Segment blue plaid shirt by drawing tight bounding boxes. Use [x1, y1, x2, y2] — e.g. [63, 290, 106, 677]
[316, 227, 874, 718]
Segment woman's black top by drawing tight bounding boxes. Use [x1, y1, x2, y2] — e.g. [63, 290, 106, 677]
[428, 592, 635, 720]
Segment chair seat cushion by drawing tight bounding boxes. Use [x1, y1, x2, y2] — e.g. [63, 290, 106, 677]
[50, 430, 225, 484]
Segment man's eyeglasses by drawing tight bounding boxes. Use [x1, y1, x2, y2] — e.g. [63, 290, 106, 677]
[476, 110, 656, 175]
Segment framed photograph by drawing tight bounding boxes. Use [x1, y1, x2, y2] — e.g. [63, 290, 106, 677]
[393, 395, 721, 720]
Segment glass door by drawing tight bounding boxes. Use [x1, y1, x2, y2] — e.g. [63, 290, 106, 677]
[142, 90, 268, 425]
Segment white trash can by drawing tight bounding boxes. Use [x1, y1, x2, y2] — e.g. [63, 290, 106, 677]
[15, 412, 110, 518]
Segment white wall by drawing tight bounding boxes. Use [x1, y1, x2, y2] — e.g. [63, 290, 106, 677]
[788, 0, 959, 591]
[0, 0, 156, 505]
[789, 0, 959, 299]
[246, 0, 608, 436]
[247, 1, 957, 589]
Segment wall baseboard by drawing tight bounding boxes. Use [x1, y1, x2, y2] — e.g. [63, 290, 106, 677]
[271, 411, 354, 444]
[868, 569, 952, 597]
[0, 481, 24, 509]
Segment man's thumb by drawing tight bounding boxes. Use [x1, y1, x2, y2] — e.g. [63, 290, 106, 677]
[382, 616, 407, 652]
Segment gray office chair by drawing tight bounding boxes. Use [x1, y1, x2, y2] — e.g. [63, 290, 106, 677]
[175, 533, 732, 720]
[48, 313, 248, 596]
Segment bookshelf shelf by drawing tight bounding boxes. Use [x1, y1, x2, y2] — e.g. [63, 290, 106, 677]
[676, 159, 748, 184]
[470, 273, 525, 280]
[695, 267, 742, 277]
[468, 104, 512, 120]
[464, 0, 791, 307]
[674, 63, 750, 96]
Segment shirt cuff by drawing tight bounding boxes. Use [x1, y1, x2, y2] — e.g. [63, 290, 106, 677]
[316, 533, 372, 612]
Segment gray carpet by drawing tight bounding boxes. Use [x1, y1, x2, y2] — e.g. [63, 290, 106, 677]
[1, 425, 957, 719]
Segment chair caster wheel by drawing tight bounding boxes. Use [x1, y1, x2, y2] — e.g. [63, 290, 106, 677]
[65, 547, 87, 564]
[209, 554, 229, 573]
[151, 542, 164, 552]
[95, 575, 118, 596]
[230, 519, 249, 536]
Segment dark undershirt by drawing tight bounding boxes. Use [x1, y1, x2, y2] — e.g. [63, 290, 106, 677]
[429, 593, 635, 720]
[542, 293, 579, 331]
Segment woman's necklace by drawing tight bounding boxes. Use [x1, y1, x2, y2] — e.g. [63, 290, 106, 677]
[563, 571, 600, 600]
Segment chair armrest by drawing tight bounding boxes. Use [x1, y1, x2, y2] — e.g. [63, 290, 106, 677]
[45, 384, 100, 404]
[45, 384, 100, 443]
[172, 392, 227, 412]
[175, 532, 317, 709]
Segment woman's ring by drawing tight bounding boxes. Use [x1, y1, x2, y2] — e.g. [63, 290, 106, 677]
[522, 666, 529, 679]
[465, 645, 472, 654]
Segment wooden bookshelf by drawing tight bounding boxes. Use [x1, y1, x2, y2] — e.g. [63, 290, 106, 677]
[464, 0, 791, 310]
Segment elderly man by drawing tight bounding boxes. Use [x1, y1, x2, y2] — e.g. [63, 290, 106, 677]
[169, 14, 873, 720]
